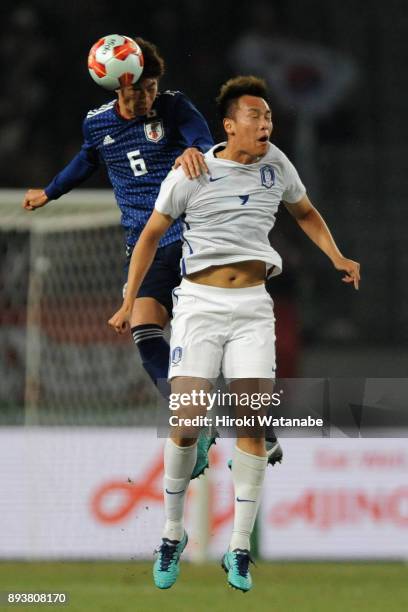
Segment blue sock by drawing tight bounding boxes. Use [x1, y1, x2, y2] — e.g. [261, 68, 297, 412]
[131, 324, 170, 398]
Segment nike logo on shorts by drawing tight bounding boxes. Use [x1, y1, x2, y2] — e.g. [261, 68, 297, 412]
[165, 488, 185, 495]
[236, 497, 256, 503]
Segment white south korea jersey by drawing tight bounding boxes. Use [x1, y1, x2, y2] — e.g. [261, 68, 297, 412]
[155, 142, 306, 277]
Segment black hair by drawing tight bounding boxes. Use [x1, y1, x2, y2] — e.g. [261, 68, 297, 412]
[134, 37, 165, 79]
[216, 75, 269, 119]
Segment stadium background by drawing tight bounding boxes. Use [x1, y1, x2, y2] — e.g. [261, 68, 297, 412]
[0, 1, 407, 610]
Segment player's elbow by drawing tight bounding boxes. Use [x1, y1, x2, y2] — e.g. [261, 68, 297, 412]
[295, 203, 318, 223]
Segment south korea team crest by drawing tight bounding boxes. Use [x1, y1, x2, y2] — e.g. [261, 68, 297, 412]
[260, 164, 275, 189]
[144, 120, 164, 143]
[171, 346, 183, 365]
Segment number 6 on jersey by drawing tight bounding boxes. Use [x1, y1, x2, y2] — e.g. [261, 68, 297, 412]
[127, 150, 147, 176]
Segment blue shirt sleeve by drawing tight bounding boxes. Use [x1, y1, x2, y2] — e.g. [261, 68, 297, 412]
[44, 119, 100, 200]
[174, 94, 214, 153]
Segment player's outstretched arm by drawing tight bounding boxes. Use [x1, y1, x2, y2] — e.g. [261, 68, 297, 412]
[22, 189, 49, 211]
[285, 194, 361, 290]
[108, 210, 173, 334]
[22, 121, 100, 212]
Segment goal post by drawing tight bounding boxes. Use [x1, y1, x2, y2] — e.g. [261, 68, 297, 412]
[0, 188, 211, 561]
[0, 189, 157, 425]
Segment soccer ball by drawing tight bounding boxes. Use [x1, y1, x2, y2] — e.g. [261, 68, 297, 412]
[88, 34, 144, 91]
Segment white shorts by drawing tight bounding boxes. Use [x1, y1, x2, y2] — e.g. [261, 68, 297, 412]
[168, 278, 276, 381]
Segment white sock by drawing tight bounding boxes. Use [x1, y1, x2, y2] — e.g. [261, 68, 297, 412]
[229, 446, 267, 551]
[162, 438, 197, 541]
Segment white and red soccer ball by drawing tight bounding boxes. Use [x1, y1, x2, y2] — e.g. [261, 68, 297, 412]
[88, 34, 144, 91]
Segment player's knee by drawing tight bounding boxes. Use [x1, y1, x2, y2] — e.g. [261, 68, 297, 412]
[131, 297, 169, 327]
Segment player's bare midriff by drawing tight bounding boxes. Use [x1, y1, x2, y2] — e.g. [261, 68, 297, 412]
[186, 260, 266, 288]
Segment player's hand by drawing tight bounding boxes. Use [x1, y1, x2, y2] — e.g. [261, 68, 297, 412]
[333, 256, 361, 290]
[108, 304, 132, 334]
[22, 189, 49, 211]
[174, 147, 208, 179]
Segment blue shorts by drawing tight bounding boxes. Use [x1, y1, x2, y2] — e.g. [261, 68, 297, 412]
[124, 240, 182, 317]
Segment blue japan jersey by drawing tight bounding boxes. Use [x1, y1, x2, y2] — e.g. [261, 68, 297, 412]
[45, 91, 213, 247]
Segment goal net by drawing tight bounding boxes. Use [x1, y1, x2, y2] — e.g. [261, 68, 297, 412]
[0, 189, 158, 427]
[0, 189, 212, 562]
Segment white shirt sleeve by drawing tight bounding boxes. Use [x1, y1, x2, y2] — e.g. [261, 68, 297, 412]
[281, 155, 306, 204]
[155, 168, 191, 219]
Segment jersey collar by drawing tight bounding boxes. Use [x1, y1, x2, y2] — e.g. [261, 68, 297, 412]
[208, 142, 271, 166]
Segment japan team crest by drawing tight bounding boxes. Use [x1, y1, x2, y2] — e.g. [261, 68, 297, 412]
[260, 165, 275, 189]
[144, 120, 164, 143]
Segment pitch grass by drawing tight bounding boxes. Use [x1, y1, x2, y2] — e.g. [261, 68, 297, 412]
[0, 561, 407, 612]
